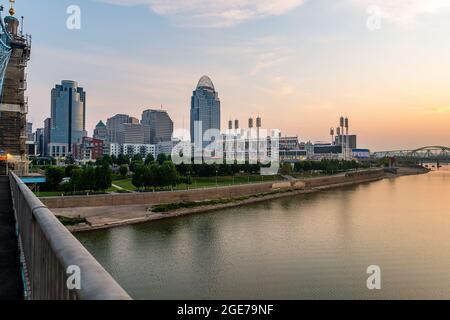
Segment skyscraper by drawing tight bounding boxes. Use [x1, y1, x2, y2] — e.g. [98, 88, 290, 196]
[119, 123, 151, 145]
[190, 76, 221, 148]
[106, 114, 151, 145]
[43, 118, 51, 157]
[35, 128, 44, 156]
[93, 121, 108, 141]
[49, 80, 87, 156]
[141, 109, 174, 144]
[106, 114, 131, 143]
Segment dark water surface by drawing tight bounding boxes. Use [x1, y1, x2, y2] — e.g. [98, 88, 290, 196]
[76, 168, 450, 299]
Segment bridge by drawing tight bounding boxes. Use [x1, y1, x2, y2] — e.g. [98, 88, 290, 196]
[373, 146, 450, 163]
[0, 3, 131, 300]
[0, 171, 131, 300]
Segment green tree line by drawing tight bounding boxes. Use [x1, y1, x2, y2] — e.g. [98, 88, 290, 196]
[44, 164, 112, 193]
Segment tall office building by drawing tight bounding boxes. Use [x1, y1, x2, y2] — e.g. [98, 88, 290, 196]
[119, 123, 151, 145]
[141, 109, 174, 144]
[190, 75, 221, 147]
[106, 114, 151, 144]
[26, 122, 33, 141]
[49, 80, 87, 156]
[93, 121, 108, 141]
[43, 118, 51, 157]
[106, 114, 131, 143]
[35, 128, 44, 156]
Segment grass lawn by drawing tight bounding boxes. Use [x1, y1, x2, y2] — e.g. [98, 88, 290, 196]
[290, 172, 326, 179]
[34, 175, 283, 196]
[112, 175, 283, 192]
[34, 185, 120, 197]
[111, 178, 137, 191]
[34, 191, 66, 197]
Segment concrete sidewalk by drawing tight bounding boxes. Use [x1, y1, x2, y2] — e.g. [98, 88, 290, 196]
[0, 176, 23, 300]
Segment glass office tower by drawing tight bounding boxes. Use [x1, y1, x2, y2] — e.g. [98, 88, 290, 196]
[190, 75, 221, 148]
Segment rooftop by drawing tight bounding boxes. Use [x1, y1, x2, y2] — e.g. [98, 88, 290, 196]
[197, 75, 215, 91]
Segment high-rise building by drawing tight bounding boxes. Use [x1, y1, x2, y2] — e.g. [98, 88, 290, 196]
[35, 128, 44, 156]
[129, 117, 140, 125]
[119, 123, 151, 145]
[190, 75, 221, 148]
[141, 109, 174, 144]
[93, 120, 108, 141]
[106, 114, 131, 143]
[43, 118, 51, 157]
[49, 80, 87, 157]
[26, 122, 34, 142]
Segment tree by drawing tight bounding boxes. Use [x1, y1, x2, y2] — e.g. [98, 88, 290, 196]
[157, 153, 167, 165]
[117, 154, 130, 166]
[102, 154, 113, 166]
[130, 159, 143, 173]
[95, 164, 112, 191]
[145, 153, 155, 165]
[70, 168, 85, 191]
[65, 164, 79, 178]
[279, 163, 293, 175]
[65, 154, 75, 165]
[176, 162, 189, 176]
[161, 161, 178, 188]
[82, 166, 96, 192]
[149, 163, 161, 190]
[119, 164, 128, 177]
[45, 166, 65, 190]
[132, 163, 146, 190]
[143, 165, 154, 190]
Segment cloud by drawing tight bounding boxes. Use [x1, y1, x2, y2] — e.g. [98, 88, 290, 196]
[352, 0, 450, 24]
[97, 0, 306, 27]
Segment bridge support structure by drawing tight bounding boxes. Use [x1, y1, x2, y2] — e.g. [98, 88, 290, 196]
[373, 146, 450, 165]
[0, 5, 32, 176]
[9, 172, 131, 300]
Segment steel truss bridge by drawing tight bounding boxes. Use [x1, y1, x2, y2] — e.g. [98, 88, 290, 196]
[373, 146, 450, 162]
[0, 10, 12, 96]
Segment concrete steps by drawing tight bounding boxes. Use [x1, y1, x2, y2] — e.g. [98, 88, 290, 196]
[0, 176, 23, 300]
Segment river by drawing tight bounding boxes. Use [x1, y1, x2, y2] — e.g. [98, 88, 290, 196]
[76, 167, 450, 299]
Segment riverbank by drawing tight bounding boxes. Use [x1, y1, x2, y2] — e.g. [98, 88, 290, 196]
[47, 169, 377, 232]
[54, 167, 428, 233]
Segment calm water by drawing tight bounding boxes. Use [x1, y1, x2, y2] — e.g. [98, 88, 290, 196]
[76, 168, 450, 299]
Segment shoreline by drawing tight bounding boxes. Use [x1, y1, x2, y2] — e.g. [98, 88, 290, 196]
[62, 167, 429, 233]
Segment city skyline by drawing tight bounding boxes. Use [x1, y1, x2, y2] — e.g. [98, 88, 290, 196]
[15, 0, 450, 151]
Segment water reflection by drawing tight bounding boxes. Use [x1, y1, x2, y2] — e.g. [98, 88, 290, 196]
[77, 169, 450, 299]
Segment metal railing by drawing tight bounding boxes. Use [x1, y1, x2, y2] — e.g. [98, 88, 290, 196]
[9, 171, 131, 300]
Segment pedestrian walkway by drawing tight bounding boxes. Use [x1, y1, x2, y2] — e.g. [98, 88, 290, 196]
[0, 176, 23, 300]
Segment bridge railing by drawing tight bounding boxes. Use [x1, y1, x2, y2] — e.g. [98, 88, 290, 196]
[9, 171, 131, 300]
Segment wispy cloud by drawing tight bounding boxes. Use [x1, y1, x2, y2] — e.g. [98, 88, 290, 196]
[352, 0, 450, 24]
[97, 0, 306, 27]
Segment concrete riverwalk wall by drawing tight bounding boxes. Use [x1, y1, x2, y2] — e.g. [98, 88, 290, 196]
[41, 169, 385, 209]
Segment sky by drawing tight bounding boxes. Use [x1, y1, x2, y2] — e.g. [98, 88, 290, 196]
[10, 0, 450, 151]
